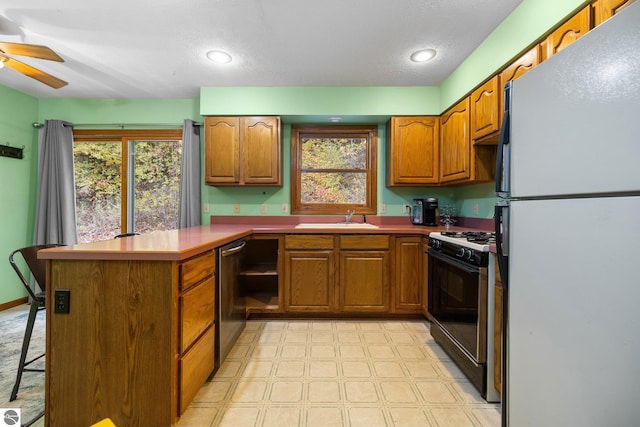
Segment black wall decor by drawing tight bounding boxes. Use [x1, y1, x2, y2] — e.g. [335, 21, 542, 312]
[0, 143, 24, 159]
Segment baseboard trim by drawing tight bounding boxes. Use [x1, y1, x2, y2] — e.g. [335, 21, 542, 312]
[0, 296, 28, 311]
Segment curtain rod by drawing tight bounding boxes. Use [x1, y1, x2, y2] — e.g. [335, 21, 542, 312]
[32, 122, 202, 128]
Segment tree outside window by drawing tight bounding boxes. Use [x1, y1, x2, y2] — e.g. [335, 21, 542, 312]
[291, 125, 377, 215]
[73, 129, 182, 243]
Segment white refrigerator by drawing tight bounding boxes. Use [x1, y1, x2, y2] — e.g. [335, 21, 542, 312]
[494, 3, 640, 426]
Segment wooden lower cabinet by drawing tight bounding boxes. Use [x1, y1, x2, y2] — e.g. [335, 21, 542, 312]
[340, 250, 390, 312]
[393, 236, 423, 313]
[46, 251, 216, 426]
[284, 234, 336, 312]
[284, 250, 335, 311]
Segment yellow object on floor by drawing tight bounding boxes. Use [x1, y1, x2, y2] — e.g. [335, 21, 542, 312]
[90, 419, 116, 427]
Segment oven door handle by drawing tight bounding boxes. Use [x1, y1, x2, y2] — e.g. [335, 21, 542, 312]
[427, 248, 481, 274]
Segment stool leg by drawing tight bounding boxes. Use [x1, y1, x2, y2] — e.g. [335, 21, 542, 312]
[10, 302, 40, 401]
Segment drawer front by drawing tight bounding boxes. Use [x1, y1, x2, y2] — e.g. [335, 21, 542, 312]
[285, 235, 334, 250]
[180, 276, 215, 353]
[179, 326, 215, 414]
[180, 251, 215, 291]
[339, 235, 389, 250]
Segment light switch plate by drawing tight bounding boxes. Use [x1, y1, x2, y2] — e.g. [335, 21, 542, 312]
[281, 203, 288, 213]
[233, 204, 240, 214]
[260, 204, 267, 214]
[203, 203, 210, 213]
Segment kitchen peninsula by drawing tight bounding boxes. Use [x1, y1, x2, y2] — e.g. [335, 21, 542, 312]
[39, 220, 485, 426]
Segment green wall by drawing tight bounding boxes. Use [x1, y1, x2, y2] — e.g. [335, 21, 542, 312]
[440, 0, 588, 110]
[200, 86, 441, 118]
[0, 0, 591, 304]
[0, 85, 39, 304]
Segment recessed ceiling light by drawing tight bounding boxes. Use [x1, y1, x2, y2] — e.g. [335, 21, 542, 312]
[206, 50, 232, 64]
[410, 49, 437, 63]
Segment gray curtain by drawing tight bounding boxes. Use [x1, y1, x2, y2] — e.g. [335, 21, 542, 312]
[34, 120, 77, 245]
[178, 119, 201, 228]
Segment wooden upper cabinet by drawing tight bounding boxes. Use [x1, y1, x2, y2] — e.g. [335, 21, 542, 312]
[204, 117, 240, 184]
[440, 98, 470, 183]
[498, 45, 540, 124]
[470, 76, 500, 142]
[242, 116, 281, 185]
[593, 0, 636, 25]
[387, 116, 439, 186]
[205, 116, 281, 186]
[540, 6, 592, 61]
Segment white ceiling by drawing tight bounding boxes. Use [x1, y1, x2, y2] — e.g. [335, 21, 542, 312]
[0, 0, 523, 99]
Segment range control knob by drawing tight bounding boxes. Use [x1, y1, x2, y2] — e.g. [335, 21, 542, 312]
[429, 239, 441, 249]
[456, 248, 465, 257]
[465, 249, 474, 260]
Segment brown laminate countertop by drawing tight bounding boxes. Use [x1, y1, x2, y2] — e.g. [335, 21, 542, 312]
[38, 220, 487, 262]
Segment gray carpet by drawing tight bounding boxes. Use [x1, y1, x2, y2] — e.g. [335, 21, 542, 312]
[0, 305, 45, 426]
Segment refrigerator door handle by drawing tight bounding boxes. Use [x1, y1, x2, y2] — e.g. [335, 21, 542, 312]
[496, 81, 512, 196]
[494, 202, 509, 282]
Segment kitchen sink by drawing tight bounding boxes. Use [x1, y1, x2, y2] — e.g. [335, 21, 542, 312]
[295, 223, 379, 229]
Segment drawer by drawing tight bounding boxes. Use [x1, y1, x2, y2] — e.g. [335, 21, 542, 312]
[285, 235, 334, 250]
[180, 251, 215, 291]
[180, 276, 215, 353]
[179, 326, 215, 414]
[339, 235, 389, 250]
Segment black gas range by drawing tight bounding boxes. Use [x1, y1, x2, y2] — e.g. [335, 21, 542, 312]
[426, 230, 500, 403]
[427, 231, 495, 267]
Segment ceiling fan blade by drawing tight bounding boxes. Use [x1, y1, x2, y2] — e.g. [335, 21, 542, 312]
[0, 42, 64, 62]
[2, 56, 68, 89]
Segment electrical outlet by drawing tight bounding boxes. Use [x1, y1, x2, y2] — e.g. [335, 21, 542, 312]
[281, 203, 288, 213]
[380, 203, 386, 214]
[233, 204, 240, 214]
[203, 203, 210, 213]
[473, 203, 479, 215]
[403, 204, 411, 214]
[260, 204, 268, 214]
[54, 289, 70, 314]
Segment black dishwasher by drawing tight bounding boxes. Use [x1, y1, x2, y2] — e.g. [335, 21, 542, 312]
[216, 239, 246, 369]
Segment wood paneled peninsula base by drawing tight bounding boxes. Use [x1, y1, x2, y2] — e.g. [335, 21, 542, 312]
[38, 221, 484, 426]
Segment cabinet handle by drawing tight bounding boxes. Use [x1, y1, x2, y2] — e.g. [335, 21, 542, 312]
[221, 240, 247, 256]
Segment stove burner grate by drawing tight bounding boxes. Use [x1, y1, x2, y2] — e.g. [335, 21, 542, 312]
[439, 231, 496, 245]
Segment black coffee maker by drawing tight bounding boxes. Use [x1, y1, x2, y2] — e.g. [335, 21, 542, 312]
[411, 197, 438, 226]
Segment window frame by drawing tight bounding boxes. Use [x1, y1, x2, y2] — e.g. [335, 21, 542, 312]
[290, 125, 377, 215]
[73, 129, 183, 234]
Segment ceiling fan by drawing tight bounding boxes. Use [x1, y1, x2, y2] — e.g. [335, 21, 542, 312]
[0, 42, 68, 89]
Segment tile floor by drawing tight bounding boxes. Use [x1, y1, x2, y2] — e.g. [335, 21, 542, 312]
[177, 320, 501, 427]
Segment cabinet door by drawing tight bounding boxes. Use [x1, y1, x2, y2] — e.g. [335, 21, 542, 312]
[470, 76, 500, 142]
[284, 250, 335, 312]
[593, 0, 636, 25]
[394, 237, 422, 313]
[339, 250, 390, 312]
[242, 116, 281, 185]
[540, 6, 592, 61]
[499, 46, 540, 125]
[440, 98, 470, 183]
[204, 117, 240, 184]
[387, 116, 439, 185]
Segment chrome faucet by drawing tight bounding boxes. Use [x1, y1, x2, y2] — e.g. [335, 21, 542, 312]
[345, 209, 355, 224]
